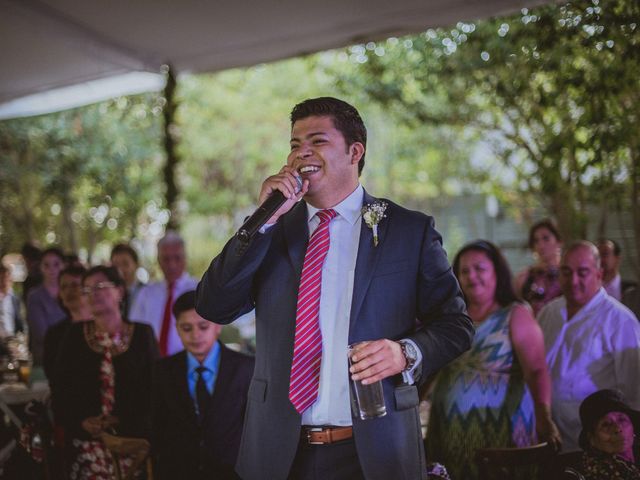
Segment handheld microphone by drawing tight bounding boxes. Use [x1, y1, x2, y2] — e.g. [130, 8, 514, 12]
[236, 175, 304, 243]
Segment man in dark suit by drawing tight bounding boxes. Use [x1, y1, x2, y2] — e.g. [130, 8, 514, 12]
[152, 291, 254, 480]
[196, 97, 474, 480]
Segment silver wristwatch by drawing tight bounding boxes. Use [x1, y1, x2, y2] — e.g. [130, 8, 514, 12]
[398, 340, 418, 372]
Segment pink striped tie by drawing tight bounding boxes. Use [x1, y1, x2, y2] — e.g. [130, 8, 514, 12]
[289, 209, 337, 413]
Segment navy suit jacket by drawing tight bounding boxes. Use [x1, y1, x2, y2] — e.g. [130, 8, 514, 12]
[151, 343, 254, 480]
[196, 191, 473, 480]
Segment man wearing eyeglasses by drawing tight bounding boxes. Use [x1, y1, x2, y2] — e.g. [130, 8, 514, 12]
[130, 231, 198, 356]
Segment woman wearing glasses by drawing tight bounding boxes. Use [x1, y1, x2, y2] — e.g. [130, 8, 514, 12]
[53, 265, 159, 479]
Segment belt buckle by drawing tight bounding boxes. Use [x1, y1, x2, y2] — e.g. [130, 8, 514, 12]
[306, 427, 325, 445]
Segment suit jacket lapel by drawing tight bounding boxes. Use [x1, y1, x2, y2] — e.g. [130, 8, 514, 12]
[349, 191, 388, 337]
[282, 201, 310, 278]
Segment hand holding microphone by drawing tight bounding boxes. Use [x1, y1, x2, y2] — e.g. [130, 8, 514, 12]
[236, 166, 308, 243]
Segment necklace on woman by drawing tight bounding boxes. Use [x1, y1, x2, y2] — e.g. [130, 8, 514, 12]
[84, 322, 133, 356]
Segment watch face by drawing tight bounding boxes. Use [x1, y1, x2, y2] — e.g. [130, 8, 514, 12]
[401, 341, 417, 371]
[402, 341, 416, 359]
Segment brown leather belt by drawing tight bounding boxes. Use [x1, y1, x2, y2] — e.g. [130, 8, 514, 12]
[301, 426, 353, 445]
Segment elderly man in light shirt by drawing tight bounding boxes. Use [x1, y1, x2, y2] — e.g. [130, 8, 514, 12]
[130, 231, 197, 356]
[537, 240, 640, 452]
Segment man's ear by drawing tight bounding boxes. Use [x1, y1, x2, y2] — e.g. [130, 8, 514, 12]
[350, 142, 365, 165]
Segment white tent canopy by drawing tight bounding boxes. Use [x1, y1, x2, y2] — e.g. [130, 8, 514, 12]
[0, 0, 547, 119]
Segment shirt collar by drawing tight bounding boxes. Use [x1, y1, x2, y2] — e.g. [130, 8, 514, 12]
[605, 273, 621, 290]
[306, 184, 363, 226]
[563, 287, 607, 321]
[166, 272, 189, 288]
[186, 341, 220, 374]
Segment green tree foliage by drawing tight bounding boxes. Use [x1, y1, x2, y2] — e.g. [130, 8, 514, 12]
[176, 57, 478, 274]
[0, 94, 164, 259]
[331, 0, 639, 250]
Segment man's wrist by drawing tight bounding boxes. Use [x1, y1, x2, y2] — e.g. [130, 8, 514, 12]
[398, 340, 418, 372]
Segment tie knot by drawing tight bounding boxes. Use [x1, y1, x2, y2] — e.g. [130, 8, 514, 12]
[316, 209, 337, 224]
[196, 366, 207, 377]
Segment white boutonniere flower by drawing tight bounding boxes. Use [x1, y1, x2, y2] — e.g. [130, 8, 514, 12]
[362, 201, 388, 247]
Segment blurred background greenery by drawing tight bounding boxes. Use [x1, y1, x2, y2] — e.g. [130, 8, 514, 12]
[1, 0, 638, 281]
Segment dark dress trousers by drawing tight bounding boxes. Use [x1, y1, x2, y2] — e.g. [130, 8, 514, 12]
[151, 343, 254, 480]
[196, 191, 474, 480]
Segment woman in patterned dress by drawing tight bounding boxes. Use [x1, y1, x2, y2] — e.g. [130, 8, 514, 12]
[426, 240, 560, 479]
[53, 266, 159, 479]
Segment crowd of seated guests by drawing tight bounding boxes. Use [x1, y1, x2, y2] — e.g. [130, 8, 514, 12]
[4, 219, 639, 480]
[9, 236, 254, 480]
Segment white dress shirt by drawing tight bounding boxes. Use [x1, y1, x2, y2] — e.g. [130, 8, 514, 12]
[301, 185, 363, 426]
[603, 273, 622, 300]
[537, 288, 640, 451]
[129, 272, 198, 356]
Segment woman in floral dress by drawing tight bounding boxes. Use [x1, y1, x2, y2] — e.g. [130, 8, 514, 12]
[53, 266, 158, 479]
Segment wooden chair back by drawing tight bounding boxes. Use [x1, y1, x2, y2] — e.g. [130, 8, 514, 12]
[475, 442, 556, 480]
[101, 432, 153, 480]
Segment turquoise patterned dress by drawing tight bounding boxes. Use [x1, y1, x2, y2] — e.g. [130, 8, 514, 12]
[425, 304, 536, 480]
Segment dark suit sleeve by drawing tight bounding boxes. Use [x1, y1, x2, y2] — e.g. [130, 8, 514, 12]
[409, 216, 474, 383]
[196, 226, 276, 324]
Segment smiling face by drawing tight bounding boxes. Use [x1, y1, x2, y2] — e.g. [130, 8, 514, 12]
[457, 250, 497, 307]
[560, 245, 602, 311]
[288, 115, 363, 208]
[589, 411, 635, 456]
[176, 309, 222, 363]
[83, 271, 124, 319]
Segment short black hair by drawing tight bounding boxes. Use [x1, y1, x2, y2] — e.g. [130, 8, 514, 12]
[110, 243, 139, 264]
[453, 240, 517, 307]
[597, 238, 621, 257]
[21, 242, 42, 262]
[173, 290, 196, 320]
[41, 247, 65, 262]
[528, 219, 561, 250]
[59, 265, 87, 283]
[82, 265, 125, 288]
[290, 97, 367, 175]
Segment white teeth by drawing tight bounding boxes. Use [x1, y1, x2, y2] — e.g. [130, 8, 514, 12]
[300, 166, 319, 173]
